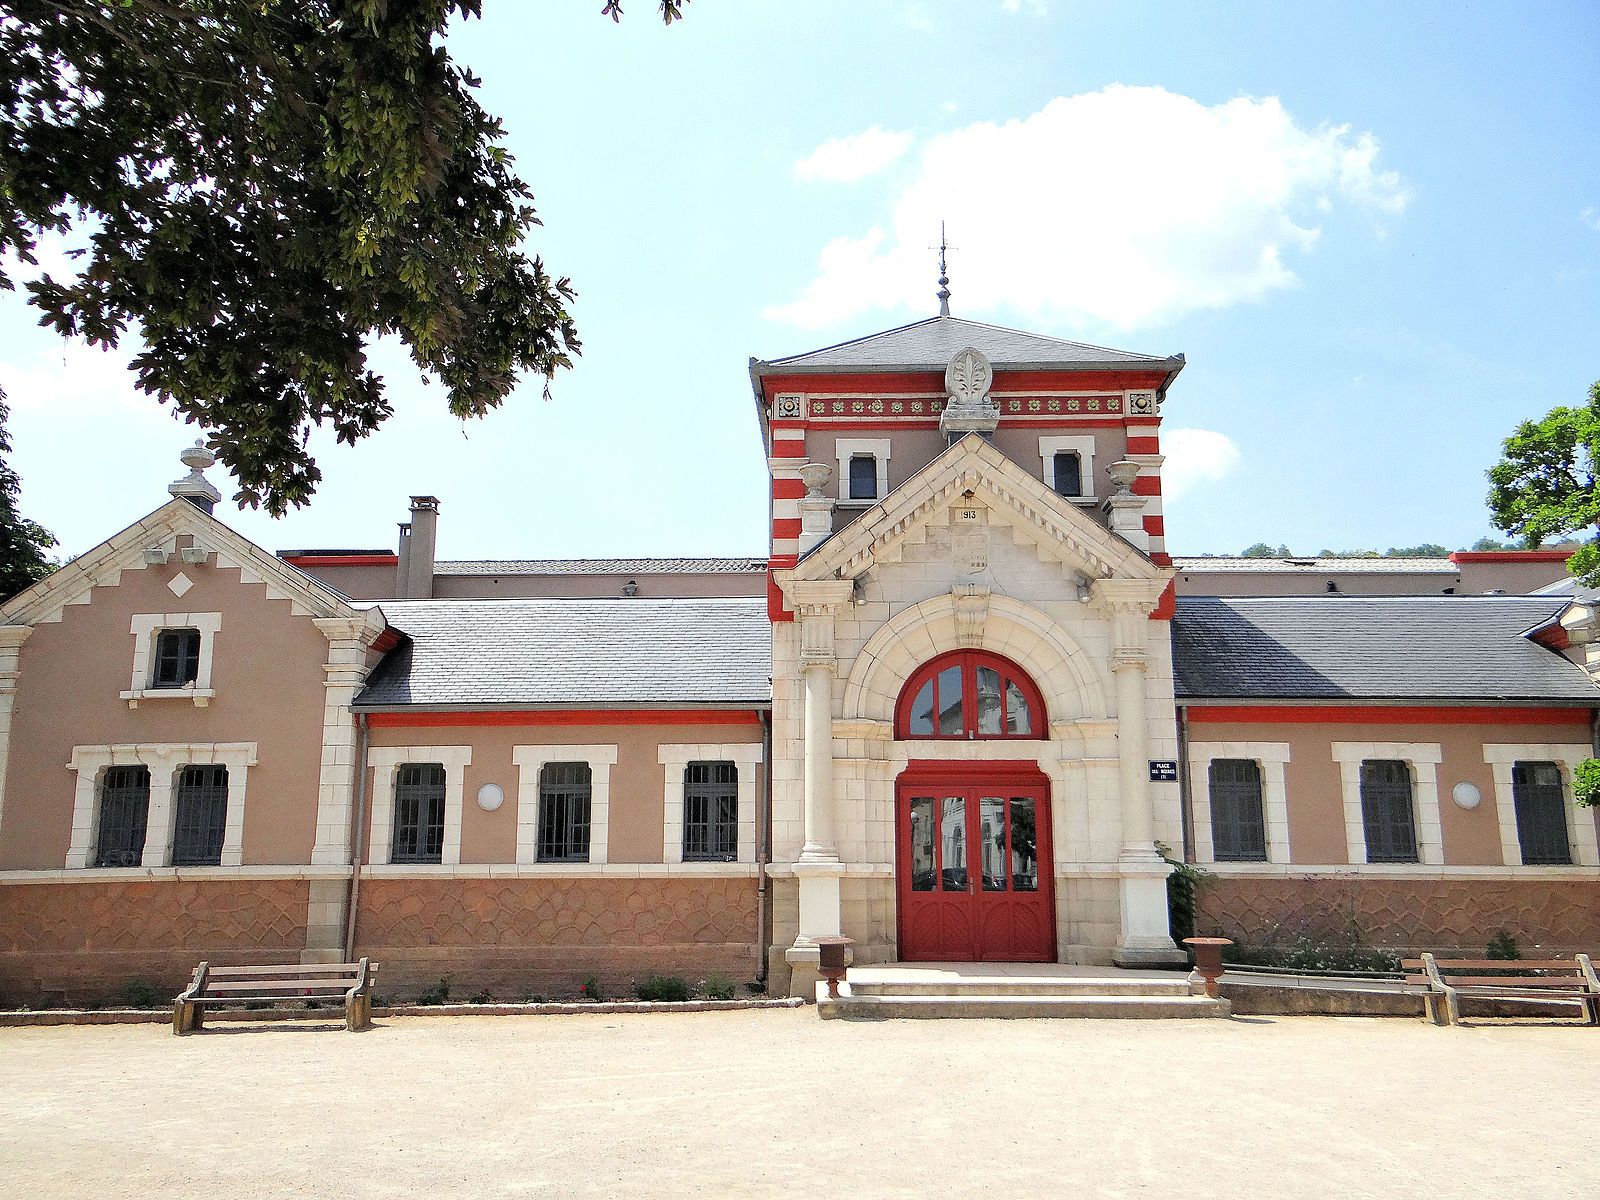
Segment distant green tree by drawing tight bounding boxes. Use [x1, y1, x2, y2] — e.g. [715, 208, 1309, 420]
[1469, 536, 1512, 551]
[0, 393, 57, 600]
[1384, 544, 1450, 558]
[1240, 543, 1291, 558]
[1487, 381, 1600, 587]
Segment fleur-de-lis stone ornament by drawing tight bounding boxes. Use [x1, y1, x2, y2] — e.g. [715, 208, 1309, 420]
[945, 347, 993, 405]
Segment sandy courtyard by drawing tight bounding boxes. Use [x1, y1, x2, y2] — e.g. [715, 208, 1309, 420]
[1, 1009, 1593, 1198]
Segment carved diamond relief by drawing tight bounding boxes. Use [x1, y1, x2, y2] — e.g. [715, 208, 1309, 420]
[166, 572, 194, 598]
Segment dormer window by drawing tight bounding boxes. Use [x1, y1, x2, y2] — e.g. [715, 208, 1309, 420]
[835, 438, 891, 507]
[152, 628, 201, 689]
[1052, 452, 1083, 498]
[848, 455, 878, 500]
[124, 612, 222, 707]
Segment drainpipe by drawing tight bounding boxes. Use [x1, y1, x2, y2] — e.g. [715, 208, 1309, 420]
[342, 712, 371, 961]
[1176, 703, 1195, 862]
[756, 708, 773, 990]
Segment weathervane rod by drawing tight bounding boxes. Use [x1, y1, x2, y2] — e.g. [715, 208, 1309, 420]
[936, 221, 951, 317]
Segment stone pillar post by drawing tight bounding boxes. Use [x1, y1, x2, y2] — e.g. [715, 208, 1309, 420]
[782, 578, 854, 991]
[1092, 579, 1184, 966]
[1103, 460, 1150, 551]
[796, 463, 836, 557]
[306, 613, 385, 963]
[0, 625, 32, 836]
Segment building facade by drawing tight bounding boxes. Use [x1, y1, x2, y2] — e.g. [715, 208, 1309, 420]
[0, 313, 1595, 1003]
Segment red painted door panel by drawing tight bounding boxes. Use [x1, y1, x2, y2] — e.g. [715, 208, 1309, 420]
[896, 768, 1054, 962]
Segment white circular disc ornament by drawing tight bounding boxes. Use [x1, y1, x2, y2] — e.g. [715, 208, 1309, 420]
[1451, 782, 1481, 811]
[476, 782, 505, 812]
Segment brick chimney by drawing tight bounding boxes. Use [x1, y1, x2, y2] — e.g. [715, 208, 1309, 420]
[402, 496, 439, 598]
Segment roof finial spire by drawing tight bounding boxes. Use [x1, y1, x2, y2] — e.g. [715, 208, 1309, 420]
[935, 221, 952, 317]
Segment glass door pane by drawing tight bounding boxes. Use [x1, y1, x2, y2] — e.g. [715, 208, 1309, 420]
[1009, 797, 1039, 891]
[908, 797, 935, 890]
[939, 796, 968, 891]
[980, 797, 1007, 890]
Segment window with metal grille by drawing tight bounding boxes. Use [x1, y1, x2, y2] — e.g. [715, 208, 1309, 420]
[1208, 759, 1268, 862]
[683, 761, 738, 862]
[848, 454, 877, 500]
[152, 628, 201, 688]
[1512, 761, 1571, 865]
[171, 764, 228, 866]
[93, 765, 150, 867]
[1360, 759, 1418, 863]
[538, 762, 592, 863]
[391, 762, 446, 864]
[1053, 451, 1083, 498]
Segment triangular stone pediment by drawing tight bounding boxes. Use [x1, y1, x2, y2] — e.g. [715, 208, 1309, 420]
[0, 498, 380, 629]
[788, 434, 1168, 587]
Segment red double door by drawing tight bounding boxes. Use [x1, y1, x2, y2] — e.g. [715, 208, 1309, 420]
[895, 762, 1055, 963]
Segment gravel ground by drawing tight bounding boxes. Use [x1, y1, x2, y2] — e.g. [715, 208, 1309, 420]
[0, 1009, 1593, 1198]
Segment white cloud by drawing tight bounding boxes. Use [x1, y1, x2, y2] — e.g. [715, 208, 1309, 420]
[1161, 428, 1241, 499]
[767, 86, 1410, 330]
[794, 127, 915, 184]
[1002, 0, 1049, 14]
[1582, 207, 1600, 232]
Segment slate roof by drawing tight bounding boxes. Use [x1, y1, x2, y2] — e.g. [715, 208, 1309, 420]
[1173, 556, 1458, 575]
[753, 315, 1182, 375]
[1172, 596, 1600, 703]
[433, 557, 766, 576]
[356, 598, 771, 708]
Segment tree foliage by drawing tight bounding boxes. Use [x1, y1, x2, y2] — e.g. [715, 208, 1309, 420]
[1488, 381, 1600, 587]
[0, 2, 677, 515]
[1240, 542, 1290, 558]
[0, 392, 57, 600]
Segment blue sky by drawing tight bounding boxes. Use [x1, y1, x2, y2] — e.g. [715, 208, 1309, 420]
[2, 1, 1597, 562]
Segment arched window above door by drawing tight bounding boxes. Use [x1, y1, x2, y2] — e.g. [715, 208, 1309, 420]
[895, 651, 1046, 740]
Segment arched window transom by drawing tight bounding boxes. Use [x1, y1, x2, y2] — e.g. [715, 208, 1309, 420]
[895, 651, 1046, 741]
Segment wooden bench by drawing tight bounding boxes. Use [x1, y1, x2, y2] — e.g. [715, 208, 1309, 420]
[1402, 952, 1600, 1026]
[173, 959, 378, 1034]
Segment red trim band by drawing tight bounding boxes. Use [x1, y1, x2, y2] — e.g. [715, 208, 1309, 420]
[1448, 549, 1575, 563]
[1184, 704, 1591, 726]
[282, 554, 398, 568]
[366, 710, 764, 729]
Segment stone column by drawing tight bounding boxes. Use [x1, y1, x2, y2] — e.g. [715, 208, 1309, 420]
[0, 625, 32, 838]
[306, 613, 385, 963]
[783, 579, 854, 990]
[1092, 579, 1184, 966]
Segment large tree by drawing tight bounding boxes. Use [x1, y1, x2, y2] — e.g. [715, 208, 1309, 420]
[0, 392, 57, 600]
[1, 2, 681, 515]
[1487, 380, 1600, 588]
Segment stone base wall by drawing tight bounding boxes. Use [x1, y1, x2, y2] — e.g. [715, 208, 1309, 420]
[352, 877, 760, 1001]
[1057, 877, 1119, 964]
[767, 876, 897, 997]
[1197, 875, 1600, 956]
[0, 881, 310, 1005]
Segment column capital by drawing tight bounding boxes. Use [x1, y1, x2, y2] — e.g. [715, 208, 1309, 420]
[783, 577, 855, 615]
[1087, 577, 1166, 619]
[313, 612, 387, 649]
[0, 625, 33, 653]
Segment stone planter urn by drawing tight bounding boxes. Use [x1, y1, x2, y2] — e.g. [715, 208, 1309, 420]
[1183, 936, 1232, 998]
[812, 935, 853, 999]
[797, 461, 833, 499]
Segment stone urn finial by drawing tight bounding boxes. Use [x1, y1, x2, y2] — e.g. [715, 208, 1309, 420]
[169, 439, 222, 515]
[798, 461, 833, 499]
[1107, 459, 1141, 496]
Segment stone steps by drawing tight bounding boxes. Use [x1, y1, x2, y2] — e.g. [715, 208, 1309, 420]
[817, 986, 1230, 1020]
[846, 975, 1199, 999]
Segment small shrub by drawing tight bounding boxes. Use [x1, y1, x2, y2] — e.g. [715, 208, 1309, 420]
[522, 994, 547, 1005]
[467, 988, 493, 1005]
[1573, 758, 1600, 808]
[1157, 841, 1210, 941]
[578, 976, 603, 1003]
[1486, 930, 1520, 960]
[703, 976, 737, 1001]
[244, 1000, 272, 1011]
[416, 976, 452, 1007]
[121, 979, 165, 1009]
[635, 975, 693, 1003]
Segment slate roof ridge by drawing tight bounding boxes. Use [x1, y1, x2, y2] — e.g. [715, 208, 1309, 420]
[433, 556, 767, 575]
[756, 313, 1172, 369]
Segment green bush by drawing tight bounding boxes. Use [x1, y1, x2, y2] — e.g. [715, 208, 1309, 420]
[1573, 758, 1600, 808]
[1157, 841, 1210, 941]
[1485, 930, 1520, 960]
[702, 976, 737, 1001]
[121, 979, 165, 1009]
[522, 994, 547, 1005]
[578, 976, 603, 1003]
[635, 975, 692, 1003]
[416, 976, 451, 1006]
[1223, 936, 1400, 974]
[467, 988, 493, 1005]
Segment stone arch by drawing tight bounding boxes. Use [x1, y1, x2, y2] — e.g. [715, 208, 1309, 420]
[842, 592, 1110, 726]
